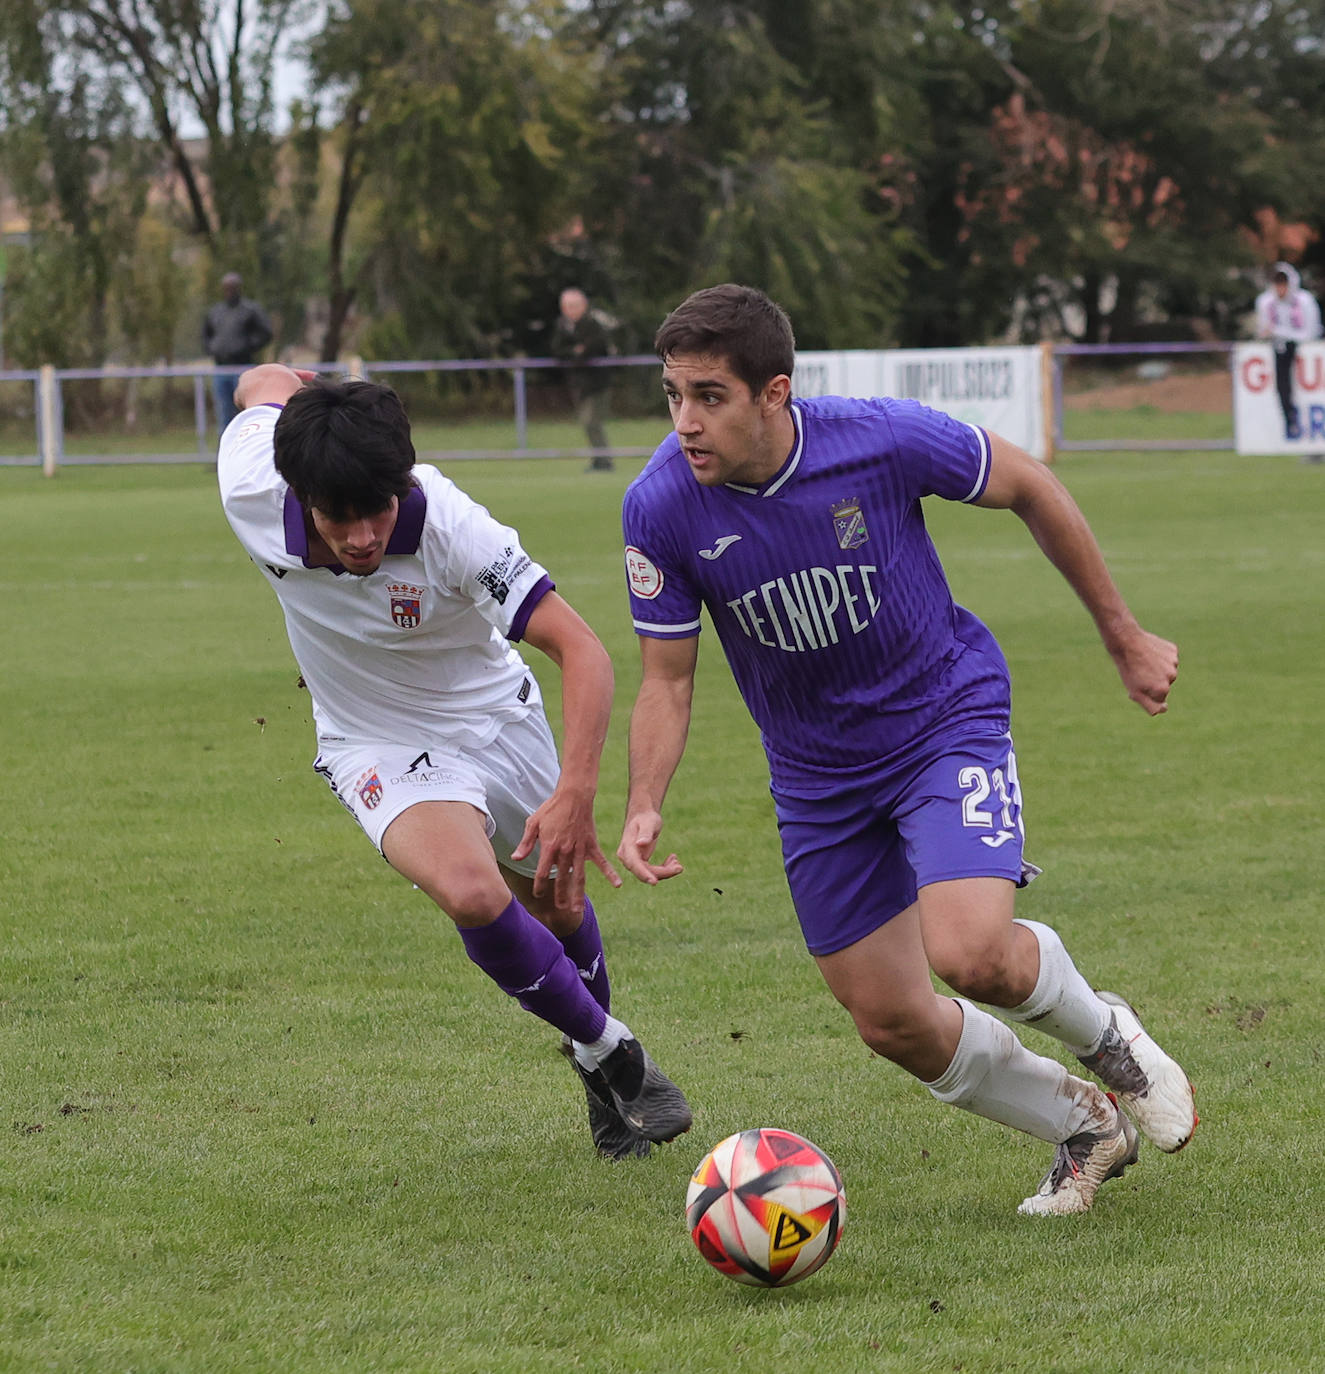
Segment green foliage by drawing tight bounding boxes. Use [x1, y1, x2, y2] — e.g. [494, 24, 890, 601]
[0, 0, 157, 364]
[891, 0, 1319, 342]
[114, 217, 193, 362]
[0, 2, 330, 363]
[561, 1, 915, 342]
[2, 441, 1323, 1369]
[308, 0, 600, 356]
[0, 235, 90, 366]
[1, 0, 1323, 361]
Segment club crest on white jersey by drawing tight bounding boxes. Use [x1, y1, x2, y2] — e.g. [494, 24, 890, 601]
[388, 582, 424, 628]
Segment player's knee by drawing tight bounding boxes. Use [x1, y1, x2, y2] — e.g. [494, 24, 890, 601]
[933, 942, 1027, 1007]
[850, 1003, 934, 1066]
[424, 867, 512, 927]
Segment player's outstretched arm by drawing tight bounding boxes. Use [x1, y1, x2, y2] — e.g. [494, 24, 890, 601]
[618, 635, 698, 884]
[513, 592, 621, 914]
[976, 433, 1178, 715]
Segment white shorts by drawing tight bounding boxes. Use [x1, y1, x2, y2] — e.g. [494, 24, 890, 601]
[312, 710, 561, 877]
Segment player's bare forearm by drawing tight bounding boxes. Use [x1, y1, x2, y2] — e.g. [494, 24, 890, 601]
[514, 594, 620, 898]
[624, 654, 694, 819]
[618, 662, 694, 883]
[523, 595, 613, 796]
[978, 434, 1177, 714]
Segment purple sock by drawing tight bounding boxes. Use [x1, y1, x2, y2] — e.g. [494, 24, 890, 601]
[558, 898, 611, 1012]
[459, 897, 607, 1043]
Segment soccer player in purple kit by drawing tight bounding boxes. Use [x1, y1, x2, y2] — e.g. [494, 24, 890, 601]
[617, 285, 1197, 1216]
[218, 364, 690, 1160]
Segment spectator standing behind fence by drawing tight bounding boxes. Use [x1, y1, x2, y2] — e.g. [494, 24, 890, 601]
[203, 272, 274, 434]
[1254, 262, 1321, 446]
[551, 288, 615, 472]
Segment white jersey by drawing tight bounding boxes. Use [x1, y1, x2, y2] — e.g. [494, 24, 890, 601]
[218, 403, 552, 749]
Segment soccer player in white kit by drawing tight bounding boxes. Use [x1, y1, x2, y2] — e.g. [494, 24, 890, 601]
[616, 286, 1197, 1215]
[218, 364, 690, 1158]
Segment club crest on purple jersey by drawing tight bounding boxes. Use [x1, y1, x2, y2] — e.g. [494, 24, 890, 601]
[388, 581, 424, 628]
[356, 769, 384, 810]
[831, 498, 869, 550]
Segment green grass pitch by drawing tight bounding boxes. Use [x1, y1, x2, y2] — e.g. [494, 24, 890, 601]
[2, 439, 1322, 1372]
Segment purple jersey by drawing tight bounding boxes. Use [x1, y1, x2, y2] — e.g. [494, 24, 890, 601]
[622, 396, 1012, 796]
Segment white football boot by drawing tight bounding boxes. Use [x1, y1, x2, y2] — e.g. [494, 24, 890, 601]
[1077, 991, 1198, 1153]
[1018, 1092, 1139, 1217]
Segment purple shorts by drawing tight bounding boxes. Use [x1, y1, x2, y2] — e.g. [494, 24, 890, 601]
[776, 732, 1039, 956]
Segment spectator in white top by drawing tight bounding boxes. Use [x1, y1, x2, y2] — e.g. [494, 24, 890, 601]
[1255, 262, 1322, 442]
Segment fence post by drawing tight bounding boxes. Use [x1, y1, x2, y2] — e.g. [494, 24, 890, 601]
[195, 373, 210, 459]
[1039, 341, 1057, 464]
[513, 363, 529, 452]
[39, 364, 59, 477]
[346, 355, 364, 380]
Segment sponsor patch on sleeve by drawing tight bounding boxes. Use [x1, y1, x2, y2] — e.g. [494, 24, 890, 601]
[476, 545, 532, 606]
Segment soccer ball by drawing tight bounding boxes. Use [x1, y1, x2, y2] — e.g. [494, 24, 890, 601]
[685, 1128, 846, 1287]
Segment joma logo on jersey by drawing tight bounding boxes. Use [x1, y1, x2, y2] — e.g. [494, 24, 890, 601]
[831, 498, 869, 550]
[387, 582, 425, 628]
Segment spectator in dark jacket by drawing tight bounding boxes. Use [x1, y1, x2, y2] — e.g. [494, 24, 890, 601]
[550, 288, 615, 471]
[203, 272, 274, 433]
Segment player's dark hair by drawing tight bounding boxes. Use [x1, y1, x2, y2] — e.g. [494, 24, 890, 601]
[654, 284, 795, 399]
[274, 378, 415, 519]
[1272, 269, 1290, 285]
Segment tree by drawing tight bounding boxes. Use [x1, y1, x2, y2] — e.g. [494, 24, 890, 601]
[0, 0, 321, 366]
[560, 0, 913, 346]
[1001, 0, 1296, 339]
[308, 0, 602, 360]
[885, 0, 1321, 343]
[0, 0, 155, 366]
[45, 0, 311, 247]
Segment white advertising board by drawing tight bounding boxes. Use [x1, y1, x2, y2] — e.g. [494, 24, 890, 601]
[792, 346, 1048, 460]
[1232, 341, 1325, 455]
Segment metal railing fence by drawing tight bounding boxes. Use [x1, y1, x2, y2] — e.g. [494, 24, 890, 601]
[1, 342, 1241, 472]
[0, 355, 666, 472]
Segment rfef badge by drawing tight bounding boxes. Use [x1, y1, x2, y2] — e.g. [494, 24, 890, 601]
[830, 498, 868, 550]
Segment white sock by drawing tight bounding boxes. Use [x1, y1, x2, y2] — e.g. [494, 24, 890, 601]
[925, 999, 1105, 1143]
[574, 1014, 632, 1072]
[1004, 919, 1111, 1055]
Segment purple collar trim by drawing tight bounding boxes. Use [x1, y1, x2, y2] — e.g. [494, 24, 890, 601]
[283, 481, 427, 572]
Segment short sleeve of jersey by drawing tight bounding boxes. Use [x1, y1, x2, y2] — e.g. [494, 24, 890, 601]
[419, 473, 550, 640]
[884, 398, 992, 504]
[216, 405, 293, 567]
[621, 481, 703, 639]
